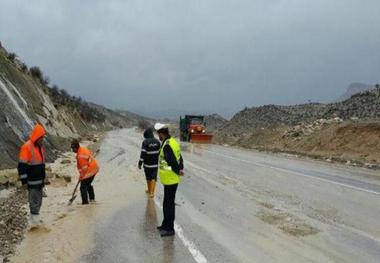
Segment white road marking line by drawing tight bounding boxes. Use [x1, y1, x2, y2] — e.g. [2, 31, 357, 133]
[202, 149, 380, 196]
[154, 199, 208, 263]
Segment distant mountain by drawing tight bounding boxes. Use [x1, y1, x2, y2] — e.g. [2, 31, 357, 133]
[337, 83, 374, 101]
[86, 103, 151, 128]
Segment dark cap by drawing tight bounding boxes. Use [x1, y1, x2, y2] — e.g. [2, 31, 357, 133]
[71, 139, 80, 149]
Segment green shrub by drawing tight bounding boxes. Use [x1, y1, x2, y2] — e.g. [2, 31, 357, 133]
[48, 86, 106, 123]
[20, 63, 28, 72]
[42, 76, 50, 86]
[7, 52, 16, 62]
[29, 66, 43, 82]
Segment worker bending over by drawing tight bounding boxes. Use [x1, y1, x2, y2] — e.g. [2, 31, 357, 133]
[155, 123, 184, 237]
[18, 123, 47, 225]
[138, 128, 161, 198]
[71, 139, 99, 205]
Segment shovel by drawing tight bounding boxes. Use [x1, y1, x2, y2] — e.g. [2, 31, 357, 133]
[68, 180, 80, 205]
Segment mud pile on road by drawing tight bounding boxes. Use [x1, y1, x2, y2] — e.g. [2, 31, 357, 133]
[0, 189, 28, 261]
[214, 87, 380, 166]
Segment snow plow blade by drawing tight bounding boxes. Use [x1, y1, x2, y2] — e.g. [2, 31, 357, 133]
[190, 134, 213, 144]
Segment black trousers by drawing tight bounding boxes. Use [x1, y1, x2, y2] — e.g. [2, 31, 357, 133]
[80, 176, 95, 204]
[161, 184, 178, 231]
[28, 188, 43, 214]
[144, 168, 158, 181]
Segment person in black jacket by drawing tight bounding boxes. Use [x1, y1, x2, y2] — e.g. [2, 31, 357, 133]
[138, 128, 161, 198]
[18, 123, 46, 225]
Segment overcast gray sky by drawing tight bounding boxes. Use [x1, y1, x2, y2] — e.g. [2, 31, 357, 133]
[1, 0, 379, 118]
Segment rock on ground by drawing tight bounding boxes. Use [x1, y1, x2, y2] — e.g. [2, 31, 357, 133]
[0, 189, 28, 261]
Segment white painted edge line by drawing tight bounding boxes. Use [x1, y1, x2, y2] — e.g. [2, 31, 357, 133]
[153, 199, 208, 263]
[203, 149, 380, 196]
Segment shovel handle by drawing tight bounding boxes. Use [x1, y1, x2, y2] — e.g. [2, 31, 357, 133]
[68, 179, 81, 205]
[72, 179, 80, 196]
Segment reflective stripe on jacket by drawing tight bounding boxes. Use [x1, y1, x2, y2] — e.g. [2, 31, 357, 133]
[139, 137, 161, 170]
[76, 146, 99, 181]
[159, 137, 181, 185]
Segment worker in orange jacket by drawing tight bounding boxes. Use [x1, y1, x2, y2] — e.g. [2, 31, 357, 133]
[17, 123, 46, 221]
[71, 139, 99, 204]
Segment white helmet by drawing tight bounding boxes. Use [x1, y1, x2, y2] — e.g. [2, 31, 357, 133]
[154, 123, 168, 131]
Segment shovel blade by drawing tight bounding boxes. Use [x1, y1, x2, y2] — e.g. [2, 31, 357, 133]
[68, 195, 77, 205]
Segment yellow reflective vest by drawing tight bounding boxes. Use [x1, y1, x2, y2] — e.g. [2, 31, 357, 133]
[159, 137, 181, 185]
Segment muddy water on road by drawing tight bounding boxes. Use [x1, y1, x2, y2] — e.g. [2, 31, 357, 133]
[10, 152, 99, 263]
[11, 129, 195, 263]
[76, 130, 195, 262]
[10, 128, 380, 262]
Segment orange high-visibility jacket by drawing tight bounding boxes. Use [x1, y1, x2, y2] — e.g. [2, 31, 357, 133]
[18, 123, 46, 188]
[76, 146, 99, 181]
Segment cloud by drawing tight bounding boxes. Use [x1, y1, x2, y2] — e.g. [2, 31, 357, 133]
[1, 0, 379, 118]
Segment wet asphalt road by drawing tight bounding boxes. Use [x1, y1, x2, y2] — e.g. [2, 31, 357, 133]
[79, 129, 380, 263]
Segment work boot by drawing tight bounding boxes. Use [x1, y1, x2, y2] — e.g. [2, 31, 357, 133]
[29, 214, 42, 226]
[149, 180, 156, 198]
[29, 214, 36, 226]
[37, 215, 44, 224]
[160, 229, 175, 237]
[145, 181, 150, 194]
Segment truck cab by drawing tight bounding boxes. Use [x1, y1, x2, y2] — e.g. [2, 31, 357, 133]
[180, 115, 213, 143]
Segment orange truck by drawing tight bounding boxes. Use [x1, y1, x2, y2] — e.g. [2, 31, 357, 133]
[179, 115, 213, 143]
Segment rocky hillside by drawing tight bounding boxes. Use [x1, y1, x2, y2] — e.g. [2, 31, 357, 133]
[204, 114, 228, 132]
[0, 44, 146, 169]
[216, 86, 380, 141]
[214, 86, 380, 166]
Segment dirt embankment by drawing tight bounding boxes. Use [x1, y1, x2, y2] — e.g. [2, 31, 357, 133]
[280, 121, 380, 165]
[215, 120, 380, 168]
